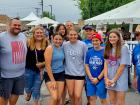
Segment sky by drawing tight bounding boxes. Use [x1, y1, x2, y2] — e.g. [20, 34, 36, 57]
[0, 0, 81, 23]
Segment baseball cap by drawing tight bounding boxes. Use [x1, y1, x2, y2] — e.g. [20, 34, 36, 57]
[91, 33, 102, 42]
[83, 25, 93, 30]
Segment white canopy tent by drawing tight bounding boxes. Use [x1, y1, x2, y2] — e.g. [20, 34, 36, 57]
[85, 0, 140, 39]
[26, 17, 59, 26]
[85, 0, 140, 25]
[20, 12, 40, 21]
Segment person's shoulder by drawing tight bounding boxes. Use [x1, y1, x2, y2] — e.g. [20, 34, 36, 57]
[121, 44, 130, 54]
[78, 40, 86, 45]
[0, 31, 7, 38]
[19, 32, 26, 37]
[63, 41, 70, 46]
[47, 45, 53, 49]
[45, 45, 53, 52]
[133, 44, 140, 51]
[122, 44, 128, 50]
[87, 48, 93, 53]
[100, 47, 105, 52]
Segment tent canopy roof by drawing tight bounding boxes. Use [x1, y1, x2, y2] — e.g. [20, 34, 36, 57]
[27, 17, 59, 26]
[20, 12, 40, 21]
[85, 0, 140, 25]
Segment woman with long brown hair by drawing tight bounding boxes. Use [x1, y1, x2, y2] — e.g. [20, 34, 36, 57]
[104, 29, 130, 105]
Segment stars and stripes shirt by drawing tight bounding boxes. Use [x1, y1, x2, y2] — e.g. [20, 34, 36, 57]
[0, 32, 27, 78]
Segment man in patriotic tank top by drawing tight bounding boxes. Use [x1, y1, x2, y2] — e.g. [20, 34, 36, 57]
[0, 18, 27, 105]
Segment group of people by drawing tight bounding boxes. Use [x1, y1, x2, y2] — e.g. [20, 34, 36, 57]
[0, 18, 140, 105]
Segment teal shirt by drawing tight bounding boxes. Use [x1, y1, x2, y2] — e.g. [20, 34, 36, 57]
[51, 45, 64, 73]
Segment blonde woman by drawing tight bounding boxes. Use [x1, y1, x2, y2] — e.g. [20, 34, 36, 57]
[25, 26, 48, 105]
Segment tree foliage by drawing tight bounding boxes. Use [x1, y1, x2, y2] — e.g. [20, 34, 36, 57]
[42, 11, 55, 20]
[76, 0, 134, 20]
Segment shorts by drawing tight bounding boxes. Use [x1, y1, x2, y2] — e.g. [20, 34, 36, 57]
[0, 77, 5, 97]
[0, 75, 25, 99]
[44, 71, 65, 83]
[86, 79, 107, 99]
[65, 74, 85, 80]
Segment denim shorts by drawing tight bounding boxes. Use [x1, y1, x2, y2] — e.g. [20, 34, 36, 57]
[0, 75, 25, 99]
[44, 71, 65, 83]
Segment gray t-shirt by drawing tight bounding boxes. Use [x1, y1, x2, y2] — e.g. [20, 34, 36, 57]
[106, 45, 130, 91]
[0, 32, 27, 78]
[63, 40, 87, 76]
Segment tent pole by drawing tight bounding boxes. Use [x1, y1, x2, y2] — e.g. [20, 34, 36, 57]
[129, 24, 133, 40]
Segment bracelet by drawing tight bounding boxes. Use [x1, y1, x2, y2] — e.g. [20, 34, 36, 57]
[97, 77, 100, 81]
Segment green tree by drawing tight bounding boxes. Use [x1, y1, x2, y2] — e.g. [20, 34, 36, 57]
[42, 11, 55, 20]
[76, 0, 134, 20]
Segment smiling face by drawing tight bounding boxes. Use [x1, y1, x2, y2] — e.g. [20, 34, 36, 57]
[53, 34, 63, 47]
[9, 19, 21, 36]
[58, 25, 66, 36]
[68, 30, 78, 43]
[92, 38, 101, 49]
[109, 32, 119, 46]
[65, 21, 74, 32]
[34, 29, 44, 41]
[85, 29, 93, 38]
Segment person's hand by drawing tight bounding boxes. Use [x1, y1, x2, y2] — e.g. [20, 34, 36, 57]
[132, 77, 137, 90]
[93, 78, 99, 85]
[36, 62, 44, 69]
[110, 79, 116, 87]
[50, 81, 57, 90]
[105, 78, 112, 87]
[90, 77, 99, 85]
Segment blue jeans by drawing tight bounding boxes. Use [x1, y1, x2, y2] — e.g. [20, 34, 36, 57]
[25, 69, 42, 100]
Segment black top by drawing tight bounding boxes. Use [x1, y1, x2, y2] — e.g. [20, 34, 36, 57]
[26, 47, 45, 72]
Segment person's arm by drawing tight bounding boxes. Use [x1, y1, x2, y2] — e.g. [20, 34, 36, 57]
[113, 45, 130, 83]
[85, 64, 94, 80]
[85, 64, 100, 84]
[44, 46, 55, 82]
[104, 60, 112, 87]
[133, 65, 137, 79]
[104, 60, 108, 80]
[36, 61, 45, 69]
[97, 69, 104, 80]
[112, 64, 126, 83]
[132, 65, 137, 89]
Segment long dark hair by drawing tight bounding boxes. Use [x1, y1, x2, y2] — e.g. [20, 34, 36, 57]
[55, 24, 67, 40]
[104, 29, 122, 59]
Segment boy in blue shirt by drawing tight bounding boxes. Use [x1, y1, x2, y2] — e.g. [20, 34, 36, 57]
[85, 33, 107, 105]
